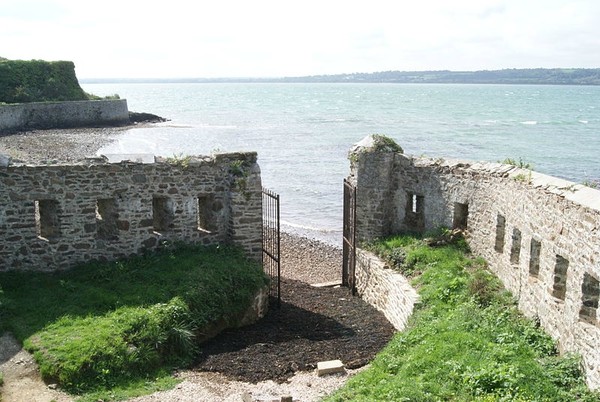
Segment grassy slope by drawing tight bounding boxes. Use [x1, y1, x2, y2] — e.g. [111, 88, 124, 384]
[0, 59, 89, 103]
[0, 244, 267, 399]
[326, 233, 600, 402]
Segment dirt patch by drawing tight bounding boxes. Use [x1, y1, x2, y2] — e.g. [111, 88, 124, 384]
[193, 278, 395, 384]
[0, 333, 72, 402]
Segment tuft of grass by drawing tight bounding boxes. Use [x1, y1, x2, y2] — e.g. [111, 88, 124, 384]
[371, 134, 404, 153]
[501, 157, 533, 170]
[166, 153, 192, 169]
[326, 233, 600, 401]
[0, 244, 268, 398]
[583, 179, 599, 189]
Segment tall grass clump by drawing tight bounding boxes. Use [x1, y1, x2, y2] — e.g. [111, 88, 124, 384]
[327, 231, 600, 401]
[0, 243, 268, 397]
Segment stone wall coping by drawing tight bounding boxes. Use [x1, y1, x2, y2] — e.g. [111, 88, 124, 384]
[2, 152, 259, 168]
[410, 156, 600, 212]
[0, 99, 127, 107]
[103, 154, 156, 164]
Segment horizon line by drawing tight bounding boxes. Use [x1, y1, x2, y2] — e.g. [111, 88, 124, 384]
[79, 67, 600, 82]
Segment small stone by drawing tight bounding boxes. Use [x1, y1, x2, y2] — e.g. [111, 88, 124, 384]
[48, 383, 58, 390]
[317, 360, 345, 376]
[0, 153, 11, 167]
[241, 392, 253, 402]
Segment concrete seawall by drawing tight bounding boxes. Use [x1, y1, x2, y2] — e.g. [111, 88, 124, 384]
[0, 99, 129, 133]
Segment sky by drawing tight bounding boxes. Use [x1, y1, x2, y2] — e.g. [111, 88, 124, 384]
[1, 0, 599, 79]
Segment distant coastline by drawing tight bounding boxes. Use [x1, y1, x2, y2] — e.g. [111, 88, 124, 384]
[80, 68, 600, 85]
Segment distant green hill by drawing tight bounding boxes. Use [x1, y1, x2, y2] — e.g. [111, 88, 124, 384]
[81, 68, 600, 85]
[0, 59, 89, 103]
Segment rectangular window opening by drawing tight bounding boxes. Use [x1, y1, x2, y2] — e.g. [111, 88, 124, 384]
[580, 272, 600, 325]
[197, 195, 220, 233]
[510, 228, 522, 265]
[405, 193, 425, 232]
[494, 214, 506, 253]
[96, 198, 119, 240]
[529, 239, 542, 277]
[552, 254, 569, 301]
[35, 199, 60, 239]
[452, 202, 469, 230]
[152, 196, 175, 233]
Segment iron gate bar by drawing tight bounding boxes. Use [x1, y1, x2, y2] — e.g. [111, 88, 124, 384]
[262, 187, 281, 307]
[342, 178, 357, 294]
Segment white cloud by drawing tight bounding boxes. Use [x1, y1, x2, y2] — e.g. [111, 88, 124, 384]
[1, 0, 599, 77]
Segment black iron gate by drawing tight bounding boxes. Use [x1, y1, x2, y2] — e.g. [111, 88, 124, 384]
[342, 178, 357, 294]
[262, 188, 281, 306]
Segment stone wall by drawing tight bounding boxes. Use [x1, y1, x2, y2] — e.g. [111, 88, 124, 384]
[0, 99, 129, 133]
[349, 134, 600, 389]
[0, 152, 263, 271]
[355, 248, 419, 331]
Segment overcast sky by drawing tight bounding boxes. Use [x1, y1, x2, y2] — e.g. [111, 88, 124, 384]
[1, 0, 599, 78]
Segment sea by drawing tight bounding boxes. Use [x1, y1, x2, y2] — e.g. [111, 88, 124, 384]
[81, 83, 600, 245]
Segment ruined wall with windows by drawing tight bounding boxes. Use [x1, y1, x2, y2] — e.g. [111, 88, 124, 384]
[348, 134, 600, 389]
[0, 152, 263, 271]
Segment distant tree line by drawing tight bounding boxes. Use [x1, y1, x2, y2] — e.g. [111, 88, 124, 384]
[283, 68, 600, 85]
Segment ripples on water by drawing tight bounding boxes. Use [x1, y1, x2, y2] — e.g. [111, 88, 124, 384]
[83, 83, 600, 245]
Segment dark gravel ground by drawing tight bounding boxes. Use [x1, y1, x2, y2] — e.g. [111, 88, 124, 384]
[193, 277, 396, 384]
[192, 233, 395, 384]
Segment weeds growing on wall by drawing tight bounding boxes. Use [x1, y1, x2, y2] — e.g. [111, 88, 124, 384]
[501, 157, 533, 170]
[371, 134, 404, 153]
[326, 232, 600, 401]
[166, 153, 192, 169]
[0, 244, 268, 399]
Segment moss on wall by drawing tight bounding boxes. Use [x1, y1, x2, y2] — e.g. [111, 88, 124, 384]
[0, 59, 88, 103]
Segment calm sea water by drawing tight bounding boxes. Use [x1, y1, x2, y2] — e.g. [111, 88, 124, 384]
[82, 83, 600, 245]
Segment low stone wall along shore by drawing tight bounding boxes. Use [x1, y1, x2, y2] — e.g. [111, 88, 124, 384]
[0, 99, 130, 133]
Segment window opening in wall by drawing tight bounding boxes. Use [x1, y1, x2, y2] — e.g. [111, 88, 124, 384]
[152, 196, 175, 233]
[197, 195, 220, 233]
[529, 239, 542, 277]
[580, 273, 600, 325]
[552, 254, 569, 301]
[494, 214, 506, 253]
[96, 198, 119, 240]
[510, 228, 522, 265]
[452, 202, 469, 230]
[35, 199, 60, 239]
[405, 193, 425, 232]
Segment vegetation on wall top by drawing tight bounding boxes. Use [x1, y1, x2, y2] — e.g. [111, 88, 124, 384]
[0, 59, 89, 103]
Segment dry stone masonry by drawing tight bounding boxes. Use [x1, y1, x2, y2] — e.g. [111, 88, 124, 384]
[0, 152, 263, 271]
[348, 134, 600, 389]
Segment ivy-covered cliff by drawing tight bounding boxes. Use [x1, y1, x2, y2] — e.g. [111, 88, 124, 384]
[0, 59, 89, 103]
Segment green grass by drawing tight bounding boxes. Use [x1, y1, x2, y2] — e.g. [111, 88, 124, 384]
[326, 233, 600, 401]
[0, 243, 268, 399]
